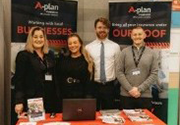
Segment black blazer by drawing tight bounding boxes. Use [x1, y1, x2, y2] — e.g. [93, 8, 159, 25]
[12, 50, 58, 109]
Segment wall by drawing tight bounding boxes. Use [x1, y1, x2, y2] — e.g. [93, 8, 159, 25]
[77, 0, 108, 44]
[0, 0, 5, 124]
[2, 0, 11, 124]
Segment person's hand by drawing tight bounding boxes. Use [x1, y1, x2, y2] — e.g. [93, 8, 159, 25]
[129, 87, 141, 98]
[15, 103, 24, 115]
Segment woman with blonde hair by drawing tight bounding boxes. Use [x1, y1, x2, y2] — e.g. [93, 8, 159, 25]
[57, 33, 94, 101]
[13, 26, 59, 116]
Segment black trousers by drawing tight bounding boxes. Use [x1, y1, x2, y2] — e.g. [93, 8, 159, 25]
[120, 96, 152, 111]
[151, 98, 168, 123]
[93, 81, 116, 110]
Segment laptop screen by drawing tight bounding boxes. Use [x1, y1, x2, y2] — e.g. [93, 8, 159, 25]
[62, 98, 96, 121]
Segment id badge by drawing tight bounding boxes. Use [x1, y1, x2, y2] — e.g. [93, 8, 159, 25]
[45, 74, 52, 81]
[131, 68, 141, 75]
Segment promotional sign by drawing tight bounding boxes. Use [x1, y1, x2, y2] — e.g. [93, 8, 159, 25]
[109, 2, 172, 48]
[12, 0, 77, 51]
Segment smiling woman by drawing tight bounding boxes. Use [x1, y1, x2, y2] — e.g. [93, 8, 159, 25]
[56, 33, 94, 110]
[68, 35, 82, 58]
[12, 26, 59, 123]
[32, 30, 45, 51]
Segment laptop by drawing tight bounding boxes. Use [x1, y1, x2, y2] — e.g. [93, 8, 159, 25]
[62, 98, 96, 121]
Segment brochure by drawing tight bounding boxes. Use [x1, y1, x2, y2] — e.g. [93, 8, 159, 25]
[43, 122, 71, 125]
[100, 109, 121, 116]
[27, 98, 45, 122]
[19, 122, 37, 125]
[99, 109, 125, 124]
[123, 109, 152, 122]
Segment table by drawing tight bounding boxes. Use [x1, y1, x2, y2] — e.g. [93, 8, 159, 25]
[16, 109, 166, 125]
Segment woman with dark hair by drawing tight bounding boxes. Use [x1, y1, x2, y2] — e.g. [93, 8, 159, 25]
[57, 33, 93, 100]
[13, 26, 59, 116]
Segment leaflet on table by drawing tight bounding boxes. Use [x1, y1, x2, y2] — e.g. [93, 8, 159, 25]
[27, 98, 45, 122]
[19, 122, 37, 125]
[123, 109, 152, 122]
[100, 109, 121, 116]
[99, 115, 125, 124]
[43, 122, 71, 125]
[99, 109, 125, 124]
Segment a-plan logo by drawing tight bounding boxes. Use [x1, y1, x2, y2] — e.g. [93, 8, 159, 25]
[34, 1, 59, 17]
[128, 6, 151, 18]
[35, 1, 59, 11]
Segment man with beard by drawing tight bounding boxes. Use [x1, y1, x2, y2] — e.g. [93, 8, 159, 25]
[116, 27, 158, 110]
[85, 17, 121, 110]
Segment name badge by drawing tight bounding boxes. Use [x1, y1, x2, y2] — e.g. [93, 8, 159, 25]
[45, 74, 52, 81]
[131, 68, 141, 76]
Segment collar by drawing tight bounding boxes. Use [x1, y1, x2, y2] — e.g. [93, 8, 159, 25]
[95, 38, 108, 44]
[33, 50, 46, 60]
[132, 42, 145, 50]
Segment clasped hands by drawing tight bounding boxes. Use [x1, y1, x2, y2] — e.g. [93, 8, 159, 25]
[129, 87, 141, 98]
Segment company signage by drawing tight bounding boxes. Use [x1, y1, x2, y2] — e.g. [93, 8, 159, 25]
[109, 2, 172, 48]
[12, 0, 77, 49]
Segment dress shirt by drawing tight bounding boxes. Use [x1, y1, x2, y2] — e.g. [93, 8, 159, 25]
[85, 38, 121, 82]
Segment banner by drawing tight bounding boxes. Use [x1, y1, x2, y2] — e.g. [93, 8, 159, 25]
[109, 2, 172, 48]
[12, 0, 77, 51]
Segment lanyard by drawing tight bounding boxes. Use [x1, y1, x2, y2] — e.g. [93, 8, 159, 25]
[39, 56, 49, 73]
[132, 46, 145, 67]
[34, 51, 50, 73]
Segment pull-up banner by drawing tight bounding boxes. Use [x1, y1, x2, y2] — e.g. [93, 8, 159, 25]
[109, 2, 172, 48]
[12, 0, 77, 49]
